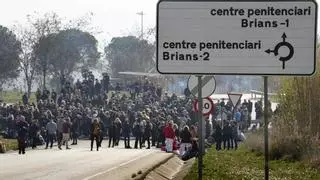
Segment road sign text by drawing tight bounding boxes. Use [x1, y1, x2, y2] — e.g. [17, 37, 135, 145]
[157, 0, 317, 75]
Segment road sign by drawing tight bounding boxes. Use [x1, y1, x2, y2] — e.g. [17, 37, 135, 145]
[156, 0, 317, 75]
[193, 97, 215, 116]
[228, 93, 243, 108]
[188, 75, 216, 98]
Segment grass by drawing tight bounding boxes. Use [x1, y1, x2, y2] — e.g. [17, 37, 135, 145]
[0, 136, 18, 152]
[0, 91, 36, 104]
[184, 145, 320, 180]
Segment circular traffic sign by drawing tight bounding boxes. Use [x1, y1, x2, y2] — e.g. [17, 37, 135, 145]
[187, 75, 216, 98]
[193, 97, 215, 116]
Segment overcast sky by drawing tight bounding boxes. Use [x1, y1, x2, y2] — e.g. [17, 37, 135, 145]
[0, 0, 318, 44]
[0, 0, 158, 44]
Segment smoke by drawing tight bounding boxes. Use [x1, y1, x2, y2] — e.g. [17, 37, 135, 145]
[167, 75, 263, 95]
[215, 75, 262, 93]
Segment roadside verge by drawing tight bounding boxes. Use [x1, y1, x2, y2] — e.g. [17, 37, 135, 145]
[143, 156, 195, 180]
[83, 151, 174, 180]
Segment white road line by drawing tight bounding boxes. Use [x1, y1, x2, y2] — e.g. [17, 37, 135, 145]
[82, 151, 155, 180]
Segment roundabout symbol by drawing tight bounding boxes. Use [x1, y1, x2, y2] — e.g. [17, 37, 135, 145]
[265, 33, 294, 70]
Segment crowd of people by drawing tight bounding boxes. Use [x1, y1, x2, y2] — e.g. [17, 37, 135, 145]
[0, 73, 197, 155]
[0, 73, 271, 158]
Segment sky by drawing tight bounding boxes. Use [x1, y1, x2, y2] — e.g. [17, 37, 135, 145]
[0, 0, 159, 44]
[0, 0, 319, 44]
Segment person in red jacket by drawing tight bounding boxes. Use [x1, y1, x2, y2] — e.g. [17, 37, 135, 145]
[164, 120, 175, 152]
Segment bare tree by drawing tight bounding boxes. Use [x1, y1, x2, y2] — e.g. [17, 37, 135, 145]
[27, 12, 62, 90]
[13, 25, 37, 98]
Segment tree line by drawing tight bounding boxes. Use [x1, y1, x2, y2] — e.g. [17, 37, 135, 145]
[0, 12, 156, 98]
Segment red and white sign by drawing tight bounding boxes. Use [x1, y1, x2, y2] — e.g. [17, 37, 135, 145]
[228, 93, 243, 108]
[193, 97, 214, 116]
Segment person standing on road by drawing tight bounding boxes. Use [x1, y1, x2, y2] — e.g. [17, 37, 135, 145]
[71, 118, 79, 145]
[45, 119, 57, 149]
[108, 121, 116, 148]
[144, 120, 152, 149]
[114, 117, 122, 146]
[90, 118, 101, 151]
[16, 115, 29, 154]
[59, 118, 72, 150]
[151, 119, 158, 147]
[133, 118, 142, 149]
[29, 120, 39, 149]
[99, 119, 105, 147]
[57, 116, 64, 146]
[157, 121, 165, 148]
[122, 119, 131, 149]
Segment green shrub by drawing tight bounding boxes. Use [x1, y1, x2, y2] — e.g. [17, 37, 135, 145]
[244, 130, 265, 156]
[271, 136, 303, 161]
[302, 146, 320, 170]
[245, 130, 316, 164]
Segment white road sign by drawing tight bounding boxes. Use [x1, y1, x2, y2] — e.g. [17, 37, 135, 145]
[228, 93, 243, 108]
[188, 75, 216, 98]
[157, 0, 317, 75]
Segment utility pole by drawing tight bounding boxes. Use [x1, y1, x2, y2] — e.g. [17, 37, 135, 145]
[137, 11, 145, 39]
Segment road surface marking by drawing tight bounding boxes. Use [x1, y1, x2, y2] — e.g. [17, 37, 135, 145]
[82, 151, 155, 180]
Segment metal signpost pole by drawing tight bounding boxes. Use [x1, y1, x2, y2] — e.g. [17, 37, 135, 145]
[220, 106, 223, 128]
[232, 108, 235, 121]
[264, 76, 269, 180]
[197, 75, 203, 180]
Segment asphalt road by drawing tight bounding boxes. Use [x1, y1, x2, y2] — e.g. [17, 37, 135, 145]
[0, 140, 162, 180]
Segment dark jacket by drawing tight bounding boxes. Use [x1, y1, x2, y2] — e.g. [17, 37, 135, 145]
[17, 120, 29, 138]
[214, 124, 222, 141]
[180, 129, 192, 143]
[62, 121, 71, 133]
[144, 121, 152, 138]
[223, 124, 232, 138]
[122, 121, 131, 137]
[108, 122, 116, 138]
[99, 121, 105, 135]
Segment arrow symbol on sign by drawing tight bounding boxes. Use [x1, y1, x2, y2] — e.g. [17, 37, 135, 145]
[265, 49, 278, 56]
[282, 32, 287, 42]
